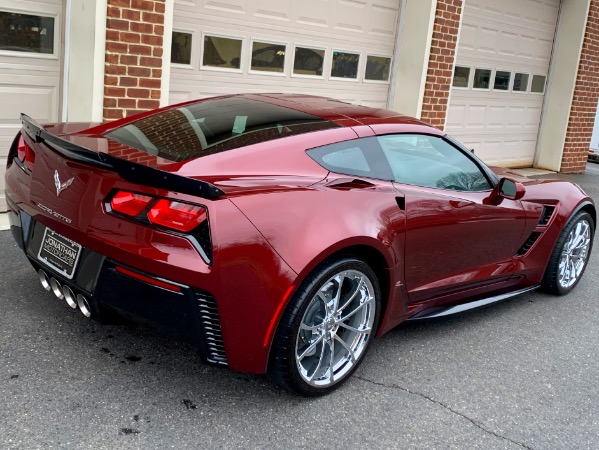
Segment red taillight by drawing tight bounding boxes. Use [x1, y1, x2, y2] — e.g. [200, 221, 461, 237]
[17, 135, 35, 171]
[110, 191, 153, 216]
[148, 199, 207, 232]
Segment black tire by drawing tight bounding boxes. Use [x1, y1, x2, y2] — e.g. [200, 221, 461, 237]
[541, 211, 594, 295]
[268, 256, 381, 396]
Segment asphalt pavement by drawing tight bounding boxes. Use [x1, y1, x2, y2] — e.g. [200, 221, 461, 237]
[1, 164, 599, 449]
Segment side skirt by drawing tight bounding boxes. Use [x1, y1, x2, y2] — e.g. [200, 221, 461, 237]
[407, 286, 540, 321]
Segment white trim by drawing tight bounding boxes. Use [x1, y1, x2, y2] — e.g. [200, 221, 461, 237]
[160, 0, 174, 107]
[442, 0, 463, 129]
[387, 0, 407, 110]
[92, 0, 107, 121]
[61, 0, 71, 122]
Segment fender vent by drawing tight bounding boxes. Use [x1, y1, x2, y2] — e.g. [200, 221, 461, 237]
[538, 205, 555, 226]
[517, 232, 542, 256]
[195, 291, 228, 366]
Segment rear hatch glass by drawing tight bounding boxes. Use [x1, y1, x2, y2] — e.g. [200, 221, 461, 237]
[104, 97, 338, 162]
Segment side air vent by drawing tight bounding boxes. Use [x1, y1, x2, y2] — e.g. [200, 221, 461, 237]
[517, 232, 542, 256]
[538, 205, 556, 226]
[195, 291, 228, 366]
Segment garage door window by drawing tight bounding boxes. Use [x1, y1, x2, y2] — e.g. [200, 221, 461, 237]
[251, 41, 286, 74]
[531, 75, 546, 94]
[203, 35, 242, 70]
[493, 70, 511, 91]
[473, 69, 491, 89]
[293, 46, 324, 77]
[171, 31, 192, 65]
[452, 66, 470, 88]
[365, 55, 391, 81]
[513, 73, 529, 92]
[331, 51, 360, 79]
[0, 11, 55, 55]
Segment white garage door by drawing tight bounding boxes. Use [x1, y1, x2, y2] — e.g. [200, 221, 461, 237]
[446, 0, 560, 167]
[170, 0, 399, 108]
[0, 0, 62, 211]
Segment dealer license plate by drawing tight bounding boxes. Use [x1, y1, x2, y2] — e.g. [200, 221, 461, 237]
[37, 228, 82, 279]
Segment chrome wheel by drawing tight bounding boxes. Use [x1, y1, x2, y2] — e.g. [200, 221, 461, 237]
[295, 269, 376, 387]
[558, 219, 592, 288]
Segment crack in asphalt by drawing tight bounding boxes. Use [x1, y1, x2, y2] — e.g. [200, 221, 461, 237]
[355, 375, 534, 450]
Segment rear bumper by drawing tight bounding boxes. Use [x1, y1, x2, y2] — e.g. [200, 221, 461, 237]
[7, 200, 227, 367]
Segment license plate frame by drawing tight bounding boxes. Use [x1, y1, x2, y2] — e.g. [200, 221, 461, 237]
[37, 228, 82, 280]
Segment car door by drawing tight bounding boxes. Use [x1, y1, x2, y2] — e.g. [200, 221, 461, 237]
[377, 133, 527, 304]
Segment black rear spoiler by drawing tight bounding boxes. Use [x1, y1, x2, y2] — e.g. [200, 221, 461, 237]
[21, 114, 225, 199]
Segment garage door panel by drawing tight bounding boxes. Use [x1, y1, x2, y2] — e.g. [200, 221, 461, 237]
[447, 0, 559, 167]
[0, 0, 62, 211]
[171, 0, 398, 110]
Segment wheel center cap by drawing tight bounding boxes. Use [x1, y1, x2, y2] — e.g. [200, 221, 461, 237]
[326, 317, 336, 331]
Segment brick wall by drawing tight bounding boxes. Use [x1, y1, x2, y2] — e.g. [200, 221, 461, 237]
[560, 0, 599, 173]
[420, 0, 463, 130]
[103, 0, 166, 121]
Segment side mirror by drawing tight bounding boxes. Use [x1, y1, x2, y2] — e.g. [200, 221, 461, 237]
[485, 178, 525, 204]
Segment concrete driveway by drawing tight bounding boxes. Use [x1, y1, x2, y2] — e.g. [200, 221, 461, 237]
[1, 165, 598, 449]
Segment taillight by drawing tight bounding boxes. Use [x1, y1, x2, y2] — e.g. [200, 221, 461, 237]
[148, 199, 207, 232]
[110, 191, 153, 216]
[108, 190, 207, 232]
[17, 135, 36, 171]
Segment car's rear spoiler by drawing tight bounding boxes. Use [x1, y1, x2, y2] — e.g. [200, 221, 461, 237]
[20, 114, 225, 199]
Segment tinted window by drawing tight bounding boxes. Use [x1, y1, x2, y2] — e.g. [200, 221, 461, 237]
[331, 51, 359, 79]
[251, 41, 286, 73]
[203, 35, 242, 69]
[293, 47, 324, 76]
[378, 134, 492, 191]
[531, 75, 546, 93]
[171, 31, 192, 65]
[365, 55, 391, 81]
[473, 69, 491, 89]
[0, 11, 55, 54]
[105, 97, 338, 162]
[494, 70, 511, 91]
[307, 137, 393, 180]
[513, 73, 529, 92]
[452, 66, 470, 88]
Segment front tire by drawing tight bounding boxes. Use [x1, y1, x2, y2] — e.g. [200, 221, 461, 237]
[268, 256, 381, 396]
[542, 211, 594, 295]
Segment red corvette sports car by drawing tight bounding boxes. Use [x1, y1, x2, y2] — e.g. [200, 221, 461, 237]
[5, 94, 595, 396]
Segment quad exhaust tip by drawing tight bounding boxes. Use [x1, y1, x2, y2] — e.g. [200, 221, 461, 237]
[62, 285, 77, 309]
[38, 270, 51, 291]
[76, 294, 92, 318]
[39, 270, 92, 318]
[49, 277, 64, 300]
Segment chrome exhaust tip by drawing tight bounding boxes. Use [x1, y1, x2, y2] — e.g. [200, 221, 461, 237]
[76, 294, 92, 318]
[38, 270, 51, 291]
[49, 278, 64, 299]
[62, 285, 77, 309]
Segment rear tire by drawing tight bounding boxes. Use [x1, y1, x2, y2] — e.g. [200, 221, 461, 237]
[268, 256, 381, 396]
[541, 211, 594, 295]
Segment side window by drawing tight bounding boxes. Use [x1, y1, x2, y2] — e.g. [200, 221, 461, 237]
[378, 134, 492, 192]
[306, 137, 393, 180]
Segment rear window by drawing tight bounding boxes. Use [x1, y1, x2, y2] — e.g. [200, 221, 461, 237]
[104, 97, 338, 162]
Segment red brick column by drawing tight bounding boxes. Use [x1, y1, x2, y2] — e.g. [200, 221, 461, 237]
[560, 0, 599, 173]
[420, 0, 463, 130]
[103, 0, 166, 121]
